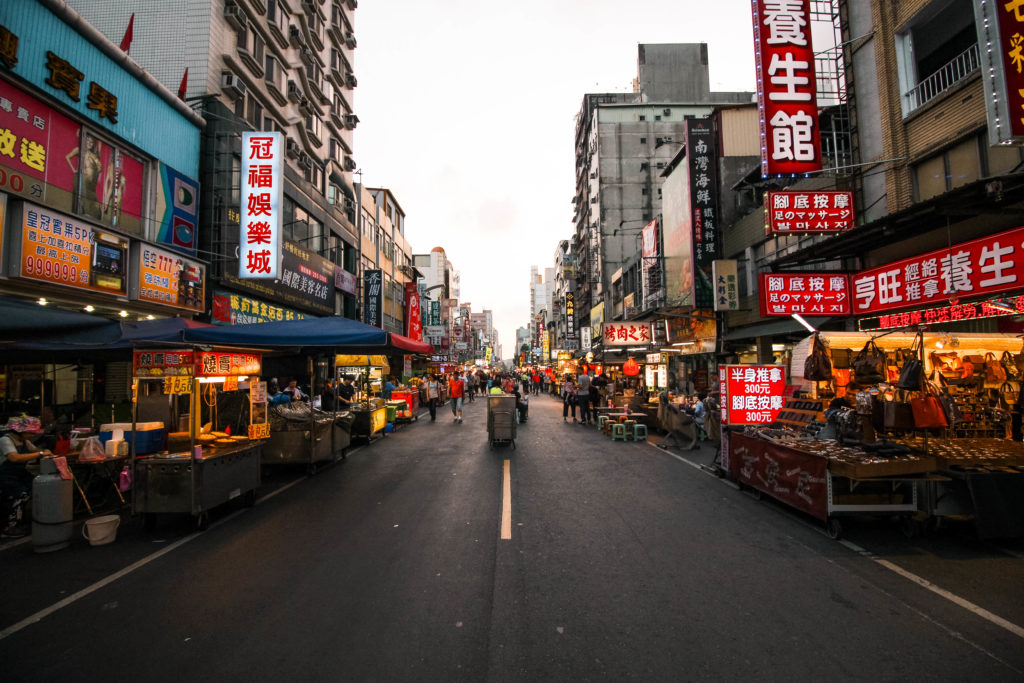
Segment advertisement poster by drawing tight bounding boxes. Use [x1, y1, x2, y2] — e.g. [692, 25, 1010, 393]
[662, 158, 695, 307]
[404, 281, 422, 341]
[14, 202, 126, 295]
[131, 242, 204, 312]
[211, 289, 307, 325]
[720, 365, 786, 425]
[73, 130, 145, 234]
[154, 162, 199, 255]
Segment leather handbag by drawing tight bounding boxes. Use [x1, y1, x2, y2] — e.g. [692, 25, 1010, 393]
[803, 332, 833, 381]
[883, 392, 915, 431]
[1001, 381, 1020, 407]
[1001, 351, 1020, 380]
[853, 340, 885, 385]
[832, 368, 851, 387]
[911, 385, 949, 429]
[985, 352, 1008, 384]
[896, 335, 923, 390]
[932, 378, 963, 425]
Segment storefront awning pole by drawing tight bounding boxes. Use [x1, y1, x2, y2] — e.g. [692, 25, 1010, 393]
[308, 354, 314, 462]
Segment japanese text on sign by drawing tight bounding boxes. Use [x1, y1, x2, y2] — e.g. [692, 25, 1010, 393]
[239, 131, 281, 279]
[602, 322, 653, 346]
[760, 273, 851, 316]
[751, 0, 821, 175]
[765, 191, 854, 234]
[721, 365, 786, 425]
[852, 224, 1024, 315]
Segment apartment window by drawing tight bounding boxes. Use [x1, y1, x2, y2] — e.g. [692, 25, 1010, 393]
[305, 112, 323, 141]
[328, 234, 344, 266]
[245, 94, 263, 129]
[329, 138, 344, 165]
[304, 161, 324, 195]
[641, 187, 648, 195]
[264, 54, 285, 93]
[640, 137, 646, 144]
[639, 115, 646, 121]
[896, 0, 978, 115]
[267, 0, 289, 34]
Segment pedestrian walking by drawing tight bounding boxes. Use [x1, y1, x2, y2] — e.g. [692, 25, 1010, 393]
[449, 371, 465, 423]
[531, 371, 541, 395]
[424, 374, 441, 421]
[562, 374, 578, 423]
[577, 370, 592, 424]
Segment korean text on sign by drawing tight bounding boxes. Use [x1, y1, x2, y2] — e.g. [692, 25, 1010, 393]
[760, 273, 851, 316]
[239, 131, 281, 279]
[766, 191, 853, 234]
[852, 224, 1024, 315]
[751, 0, 821, 175]
[720, 365, 786, 425]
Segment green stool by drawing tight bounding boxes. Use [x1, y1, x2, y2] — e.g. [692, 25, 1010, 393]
[597, 415, 608, 429]
[611, 423, 627, 441]
[633, 424, 648, 441]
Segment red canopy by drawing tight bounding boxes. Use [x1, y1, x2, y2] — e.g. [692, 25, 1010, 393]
[388, 332, 432, 354]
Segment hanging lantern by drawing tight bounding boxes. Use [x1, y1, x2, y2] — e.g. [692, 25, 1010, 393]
[623, 357, 640, 376]
[544, 367, 554, 376]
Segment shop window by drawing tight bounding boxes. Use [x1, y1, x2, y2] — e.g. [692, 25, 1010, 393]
[895, 0, 978, 116]
[913, 136, 982, 201]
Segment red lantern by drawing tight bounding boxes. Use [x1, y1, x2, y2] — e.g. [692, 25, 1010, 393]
[623, 357, 640, 377]
[544, 367, 554, 376]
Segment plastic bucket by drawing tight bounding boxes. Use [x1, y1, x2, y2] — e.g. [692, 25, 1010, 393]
[82, 515, 120, 546]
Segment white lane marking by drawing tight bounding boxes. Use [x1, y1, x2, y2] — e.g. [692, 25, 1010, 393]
[501, 459, 512, 540]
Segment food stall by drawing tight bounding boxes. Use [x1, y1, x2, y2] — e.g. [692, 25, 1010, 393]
[391, 384, 420, 423]
[131, 348, 267, 530]
[335, 354, 388, 440]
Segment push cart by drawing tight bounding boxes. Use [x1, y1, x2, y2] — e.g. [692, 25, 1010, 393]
[487, 394, 516, 449]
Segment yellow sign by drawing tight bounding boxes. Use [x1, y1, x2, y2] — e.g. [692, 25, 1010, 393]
[162, 376, 193, 394]
[370, 407, 387, 434]
[248, 422, 270, 440]
[223, 376, 239, 392]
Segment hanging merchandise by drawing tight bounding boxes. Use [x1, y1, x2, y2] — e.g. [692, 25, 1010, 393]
[896, 334, 923, 390]
[911, 385, 949, 429]
[984, 352, 1008, 384]
[803, 333, 833, 381]
[852, 340, 885, 385]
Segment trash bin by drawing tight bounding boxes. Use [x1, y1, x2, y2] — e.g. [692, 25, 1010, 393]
[385, 404, 397, 423]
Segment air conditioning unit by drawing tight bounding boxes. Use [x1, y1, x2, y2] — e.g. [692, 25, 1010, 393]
[288, 24, 304, 48]
[286, 138, 301, 159]
[343, 156, 357, 171]
[345, 73, 357, 88]
[343, 113, 359, 129]
[344, 32, 357, 49]
[220, 72, 246, 100]
[224, 2, 246, 30]
[298, 153, 313, 169]
[663, 108, 671, 116]
[287, 80, 302, 102]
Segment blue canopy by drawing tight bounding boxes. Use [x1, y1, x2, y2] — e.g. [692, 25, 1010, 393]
[0, 297, 120, 342]
[0, 317, 210, 356]
[182, 316, 389, 349]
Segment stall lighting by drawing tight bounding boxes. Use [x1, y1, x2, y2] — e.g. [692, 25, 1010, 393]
[37, 298, 47, 306]
[791, 313, 816, 333]
[83, 305, 94, 312]
[146, 315, 155, 320]
[119, 310, 129, 318]
[197, 376, 227, 383]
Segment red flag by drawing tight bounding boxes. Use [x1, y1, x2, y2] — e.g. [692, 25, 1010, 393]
[119, 13, 134, 53]
[177, 67, 188, 100]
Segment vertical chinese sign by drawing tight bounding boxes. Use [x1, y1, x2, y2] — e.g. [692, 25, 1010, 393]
[565, 292, 576, 349]
[404, 281, 423, 342]
[752, 0, 821, 175]
[712, 259, 739, 311]
[686, 119, 720, 306]
[720, 365, 786, 425]
[239, 131, 282, 279]
[640, 218, 660, 310]
[975, 0, 1024, 144]
[363, 269, 383, 328]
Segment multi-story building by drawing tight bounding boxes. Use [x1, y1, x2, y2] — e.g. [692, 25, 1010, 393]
[571, 44, 753, 336]
[70, 0, 362, 324]
[357, 186, 414, 335]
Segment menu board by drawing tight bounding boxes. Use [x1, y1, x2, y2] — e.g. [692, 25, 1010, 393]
[133, 351, 195, 377]
[195, 352, 261, 377]
[720, 365, 786, 425]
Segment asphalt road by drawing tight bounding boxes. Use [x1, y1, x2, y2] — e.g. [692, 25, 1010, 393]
[1, 392, 1023, 681]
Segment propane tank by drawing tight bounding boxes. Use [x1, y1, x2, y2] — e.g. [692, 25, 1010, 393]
[32, 456, 73, 553]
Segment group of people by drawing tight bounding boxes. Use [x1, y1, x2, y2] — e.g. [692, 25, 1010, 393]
[558, 370, 609, 425]
[270, 377, 357, 411]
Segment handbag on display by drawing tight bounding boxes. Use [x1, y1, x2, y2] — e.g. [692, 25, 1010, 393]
[883, 393, 916, 431]
[1000, 381, 1020, 408]
[804, 332, 833, 382]
[1001, 351, 1020, 380]
[853, 340, 886, 385]
[832, 368, 852, 388]
[930, 351, 961, 377]
[896, 335, 923, 390]
[985, 352, 1008, 384]
[933, 377, 964, 425]
[911, 385, 949, 429]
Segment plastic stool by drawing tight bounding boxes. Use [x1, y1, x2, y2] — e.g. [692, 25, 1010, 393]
[611, 423, 627, 441]
[597, 415, 608, 429]
[633, 424, 648, 441]
[622, 420, 636, 440]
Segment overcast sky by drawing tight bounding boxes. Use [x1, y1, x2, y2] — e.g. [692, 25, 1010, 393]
[354, 0, 757, 356]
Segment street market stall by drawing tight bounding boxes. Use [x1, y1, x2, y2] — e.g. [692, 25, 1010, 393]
[131, 348, 267, 529]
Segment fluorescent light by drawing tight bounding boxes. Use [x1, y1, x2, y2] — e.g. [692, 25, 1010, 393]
[119, 310, 129, 318]
[146, 315, 155, 320]
[792, 313, 816, 333]
[37, 298, 47, 306]
[197, 376, 227, 383]
[84, 305, 94, 312]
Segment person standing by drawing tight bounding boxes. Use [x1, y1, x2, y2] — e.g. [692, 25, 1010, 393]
[562, 375, 579, 423]
[577, 370, 592, 425]
[1, 415, 50, 539]
[337, 376, 356, 408]
[320, 379, 338, 412]
[589, 371, 604, 422]
[424, 374, 441, 421]
[531, 371, 541, 395]
[383, 376, 396, 401]
[449, 371, 465, 423]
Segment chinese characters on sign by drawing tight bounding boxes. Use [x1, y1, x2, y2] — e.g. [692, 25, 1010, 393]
[712, 259, 739, 311]
[686, 119, 720, 307]
[640, 219, 661, 310]
[133, 243, 204, 312]
[975, 0, 1024, 143]
[211, 289, 306, 324]
[363, 269, 383, 328]
[133, 351, 195, 377]
[760, 273, 851, 316]
[565, 292, 576, 348]
[405, 282, 423, 342]
[852, 225, 1024, 315]
[239, 131, 282, 279]
[41, 48, 118, 123]
[858, 296, 1024, 332]
[751, 0, 821, 175]
[765, 191, 854, 234]
[720, 365, 786, 425]
[601, 322, 653, 346]
[195, 352, 261, 377]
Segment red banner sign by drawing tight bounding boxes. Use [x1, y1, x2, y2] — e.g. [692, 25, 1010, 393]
[405, 281, 423, 342]
[858, 296, 1024, 332]
[133, 351, 194, 377]
[752, 0, 821, 176]
[720, 365, 786, 425]
[760, 273, 851, 316]
[765, 190, 853, 234]
[727, 433, 828, 520]
[196, 352, 261, 377]
[852, 225, 1024, 315]
[601, 322, 653, 346]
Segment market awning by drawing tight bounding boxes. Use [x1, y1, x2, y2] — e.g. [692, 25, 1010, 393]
[0, 296, 121, 342]
[182, 316, 388, 348]
[724, 317, 833, 341]
[0, 316, 212, 360]
[387, 332, 432, 354]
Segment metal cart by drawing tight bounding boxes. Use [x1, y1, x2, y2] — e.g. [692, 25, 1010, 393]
[487, 394, 517, 449]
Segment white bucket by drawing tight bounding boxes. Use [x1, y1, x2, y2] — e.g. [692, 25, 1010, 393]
[82, 515, 120, 546]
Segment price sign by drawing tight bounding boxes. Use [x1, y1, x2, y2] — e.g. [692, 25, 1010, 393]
[720, 365, 786, 425]
[223, 377, 239, 392]
[248, 423, 270, 440]
[162, 376, 193, 395]
[250, 381, 267, 402]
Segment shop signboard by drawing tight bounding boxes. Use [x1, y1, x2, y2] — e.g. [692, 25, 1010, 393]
[712, 259, 739, 311]
[130, 242, 204, 312]
[664, 315, 716, 354]
[760, 272, 851, 316]
[239, 131, 283, 279]
[686, 119, 719, 308]
[640, 218, 661, 310]
[425, 325, 445, 337]
[429, 299, 441, 326]
[211, 289, 307, 325]
[154, 163, 199, 255]
[852, 225, 1024, 316]
[765, 191, 854, 234]
[857, 295, 1024, 332]
[225, 240, 333, 315]
[645, 352, 662, 364]
[334, 266, 357, 295]
[405, 281, 423, 341]
[974, 0, 1024, 144]
[133, 350, 194, 377]
[662, 155, 695, 308]
[195, 352, 261, 377]
[751, 0, 821, 176]
[542, 329, 550, 358]
[602, 322, 653, 346]
[363, 269, 383, 327]
[581, 325, 592, 352]
[720, 365, 786, 425]
[11, 202, 127, 295]
[565, 292, 576, 341]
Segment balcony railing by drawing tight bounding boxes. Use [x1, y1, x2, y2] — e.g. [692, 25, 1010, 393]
[903, 43, 980, 116]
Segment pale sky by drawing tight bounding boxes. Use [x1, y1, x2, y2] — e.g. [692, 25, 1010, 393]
[354, 0, 757, 356]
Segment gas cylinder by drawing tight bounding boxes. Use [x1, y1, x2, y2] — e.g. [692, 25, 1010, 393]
[31, 456, 73, 553]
